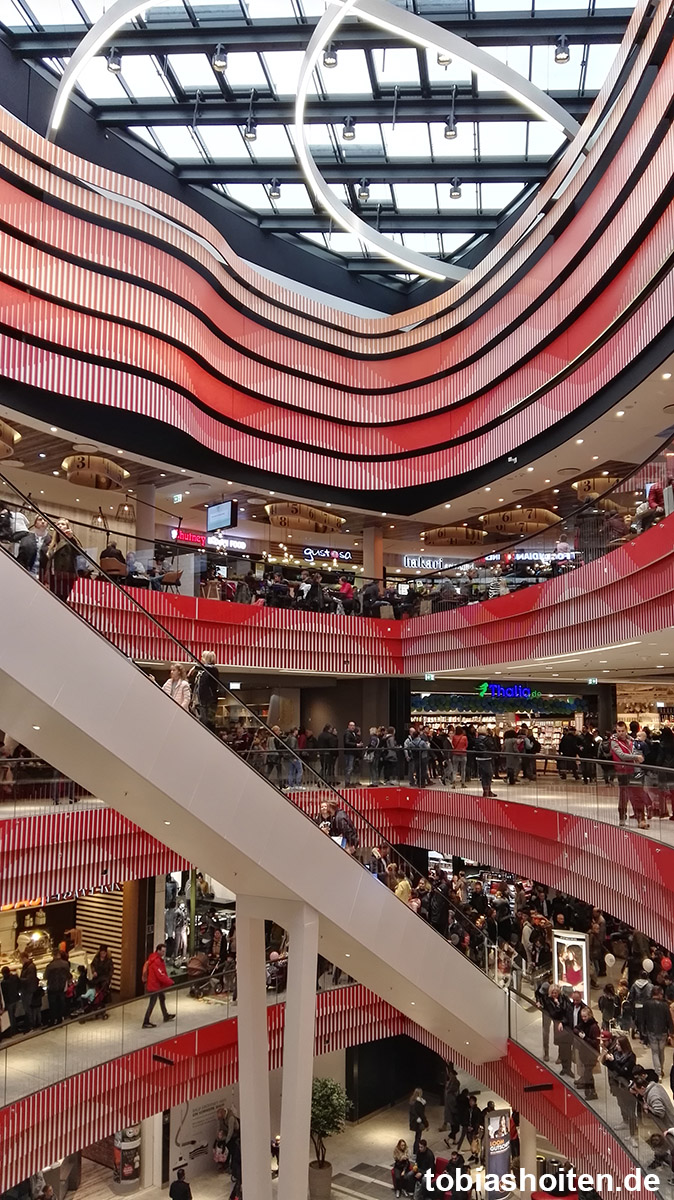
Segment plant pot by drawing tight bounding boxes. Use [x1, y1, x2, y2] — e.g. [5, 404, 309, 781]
[308, 1160, 333, 1199]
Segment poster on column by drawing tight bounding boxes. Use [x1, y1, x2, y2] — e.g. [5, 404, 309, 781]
[553, 930, 589, 1003]
[484, 1111, 512, 1199]
[113, 1126, 141, 1186]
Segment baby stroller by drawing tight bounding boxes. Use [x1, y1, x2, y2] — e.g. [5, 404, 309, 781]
[188, 953, 224, 998]
[77, 980, 110, 1023]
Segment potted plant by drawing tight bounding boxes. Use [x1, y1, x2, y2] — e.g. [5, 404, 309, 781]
[309, 1077, 351, 1199]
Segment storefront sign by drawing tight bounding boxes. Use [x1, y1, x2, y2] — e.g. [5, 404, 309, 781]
[1, 882, 124, 911]
[485, 551, 577, 564]
[484, 1110, 512, 1199]
[403, 554, 450, 570]
[170, 528, 247, 551]
[303, 546, 353, 564]
[477, 682, 542, 700]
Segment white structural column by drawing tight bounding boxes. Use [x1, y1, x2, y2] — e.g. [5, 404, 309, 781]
[235, 895, 274, 1200]
[518, 1117, 538, 1200]
[278, 902, 320, 1200]
[363, 526, 383, 585]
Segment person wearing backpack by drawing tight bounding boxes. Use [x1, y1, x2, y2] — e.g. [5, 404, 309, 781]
[142, 943, 175, 1029]
[383, 726, 400, 783]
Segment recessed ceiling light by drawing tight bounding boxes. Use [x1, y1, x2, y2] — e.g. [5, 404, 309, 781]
[38, 452, 46, 459]
[527, 467, 534, 473]
[592, 456, 599, 461]
[516, 504, 522, 509]
[599, 660, 607, 663]
[117, 449, 123, 455]
[657, 665, 665, 669]
[390, 524, 395, 528]
[184, 491, 190, 495]
[485, 487, 491, 492]
[444, 503, 451, 509]
[32, 725, 40, 731]
[544, 479, 551, 484]
[662, 373, 672, 381]
[75, 498, 80, 502]
[616, 411, 625, 417]
[40, 490, 44, 494]
[181, 468, 186, 473]
[160, 473, 166, 478]
[661, 652, 669, 656]
[381, 512, 387, 516]
[50, 426, 58, 433]
[326, 503, 331, 507]
[52, 470, 59, 476]
[345, 953, 351, 958]
[411, 1001, 415, 1005]
[164, 820, 171, 826]
[553, 489, 560, 494]
[552, 673, 559, 676]
[576, 438, 584, 444]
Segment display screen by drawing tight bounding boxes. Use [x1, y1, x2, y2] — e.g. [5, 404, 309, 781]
[206, 500, 238, 532]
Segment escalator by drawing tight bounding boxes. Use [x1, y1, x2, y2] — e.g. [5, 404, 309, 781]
[0, 541, 506, 1062]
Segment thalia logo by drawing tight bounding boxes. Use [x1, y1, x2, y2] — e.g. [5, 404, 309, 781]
[477, 682, 542, 700]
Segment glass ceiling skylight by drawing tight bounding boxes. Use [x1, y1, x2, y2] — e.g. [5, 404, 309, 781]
[0, 0, 634, 278]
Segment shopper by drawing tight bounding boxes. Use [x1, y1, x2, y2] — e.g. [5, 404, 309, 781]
[439, 1060, 460, 1137]
[558, 727, 581, 780]
[90, 945, 114, 1000]
[451, 726, 468, 786]
[364, 727, 381, 786]
[602, 1034, 638, 1137]
[190, 651, 220, 731]
[657, 726, 674, 818]
[408, 1087, 428, 1156]
[317, 724, 338, 783]
[142, 943, 175, 1028]
[169, 1168, 192, 1200]
[343, 721, 362, 785]
[404, 727, 429, 787]
[19, 952, 41, 1030]
[574, 1005, 600, 1099]
[16, 516, 51, 579]
[611, 722, 648, 828]
[475, 726, 498, 797]
[325, 799, 359, 853]
[0, 966, 20, 1035]
[162, 664, 191, 710]
[642, 986, 674, 1079]
[45, 518, 81, 602]
[44, 949, 71, 1026]
[412, 1140, 435, 1198]
[503, 728, 520, 785]
[285, 727, 303, 789]
[392, 1139, 414, 1197]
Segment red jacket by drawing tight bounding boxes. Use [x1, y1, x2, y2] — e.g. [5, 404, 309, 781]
[145, 951, 173, 993]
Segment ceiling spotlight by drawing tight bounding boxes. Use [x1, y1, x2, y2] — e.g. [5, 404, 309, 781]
[662, 373, 672, 381]
[212, 43, 228, 73]
[357, 178, 370, 202]
[616, 410, 625, 416]
[554, 35, 570, 64]
[437, 49, 452, 67]
[342, 116, 356, 141]
[450, 177, 462, 200]
[444, 84, 458, 140]
[269, 178, 281, 200]
[244, 88, 257, 141]
[106, 46, 122, 73]
[323, 43, 338, 68]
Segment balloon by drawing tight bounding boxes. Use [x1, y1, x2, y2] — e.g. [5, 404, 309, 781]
[661, 957, 672, 972]
[643, 958, 654, 973]
[604, 953, 616, 968]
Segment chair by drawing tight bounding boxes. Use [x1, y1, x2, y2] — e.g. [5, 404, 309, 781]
[100, 560, 127, 579]
[161, 570, 183, 594]
[203, 579, 221, 600]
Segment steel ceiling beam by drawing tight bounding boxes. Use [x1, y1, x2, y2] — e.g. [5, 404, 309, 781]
[178, 159, 548, 184]
[96, 94, 596, 125]
[7, 12, 630, 57]
[256, 212, 496, 232]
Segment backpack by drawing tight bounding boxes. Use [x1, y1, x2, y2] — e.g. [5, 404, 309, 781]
[531, 737, 541, 754]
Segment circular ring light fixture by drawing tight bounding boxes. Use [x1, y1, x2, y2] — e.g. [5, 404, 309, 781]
[265, 501, 346, 533]
[62, 454, 130, 490]
[0, 419, 21, 461]
[47, 0, 580, 284]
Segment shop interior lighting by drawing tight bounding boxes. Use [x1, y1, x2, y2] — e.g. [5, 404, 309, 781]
[555, 35, 570, 64]
[106, 46, 122, 72]
[323, 43, 338, 68]
[269, 178, 282, 201]
[357, 178, 370, 202]
[342, 116, 356, 141]
[212, 43, 228, 73]
[450, 178, 462, 200]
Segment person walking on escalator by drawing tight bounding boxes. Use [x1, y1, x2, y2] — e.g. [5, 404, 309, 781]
[191, 651, 220, 731]
[45, 518, 81, 603]
[142, 943, 175, 1029]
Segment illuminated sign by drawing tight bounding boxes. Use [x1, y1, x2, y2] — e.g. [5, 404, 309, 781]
[403, 554, 450, 570]
[477, 682, 542, 700]
[170, 528, 247, 552]
[1, 882, 124, 911]
[486, 551, 577, 564]
[303, 546, 353, 564]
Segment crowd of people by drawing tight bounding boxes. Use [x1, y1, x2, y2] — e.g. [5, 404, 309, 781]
[0, 944, 114, 1036]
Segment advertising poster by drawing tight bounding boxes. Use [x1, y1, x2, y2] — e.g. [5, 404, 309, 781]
[553, 930, 590, 1004]
[113, 1127, 141, 1187]
[484, 1111, 512, 1198]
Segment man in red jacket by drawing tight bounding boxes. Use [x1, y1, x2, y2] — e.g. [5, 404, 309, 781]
[142, 943, 175, 1029]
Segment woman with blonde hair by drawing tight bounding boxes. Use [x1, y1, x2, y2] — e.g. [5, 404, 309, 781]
[162, 664, 191, 710]
[408, 1087, 428, 1155]
[392, 1139, 413, 1197]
